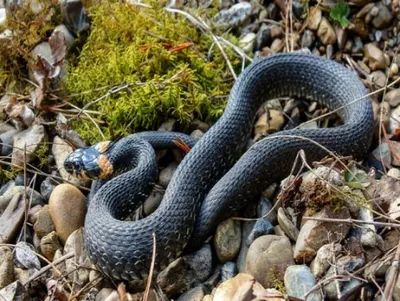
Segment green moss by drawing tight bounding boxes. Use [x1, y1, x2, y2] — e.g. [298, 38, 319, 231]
[0, 0, 62, 93]
[63, 0, 242, 143]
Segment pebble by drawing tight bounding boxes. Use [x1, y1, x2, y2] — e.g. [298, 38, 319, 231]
[48, 184, 87, 244]
[159, 162, 178, 187]
[294, 206, 351, 262]
[388, 168, 400, 179]
[214, 2, 252, 28]
[359, 207, 376, 248]
[372, 2, 393, 29]
[270, 38, 284, 53]
[371, 70, 387, 87]
[254, 110, 285, 137]
[390, 106, 400, 133]
[33, 205, 55, 239]
[0, 8, 5, 26]
[0, 281, 25, 301]
[301, 30, 315, 49]
[0, 128, 19, 156]
[11, 124, 47, 169]
[60, 0, 90, 34]
[213, 273, 265, 301]
[64, 229, 93, 288]
[307, 7, 322, 31]
[384, 89, 400, 107]
[190, 129, 204, 140]
[257, 197, 277, 224]
[284, 265, 322, 301]
[256, 23, 272, 50]
[364, 43, 388, 70]
[30, 42, 54, 66]
[310, 243, 342, 278]
[53, 24, 76, 49]
[246, 218, 274, 247]
[323, 256, 365, 299]
[40, 231, 62, 261]
[0, 186, 43, 212]
[239, 32, 256, 53]
[177, 286, 205, 301]
[236, 221, 255, 273]
[14, 242, 40, 270]
[221, 262, 238, 281]
[246, 235, 294, 288]
[143, 187, 164, 216]
[317, 17, 336, 45]
[157, 244, 212, 296]
[277, 207, 299, 241]
[0, 247, 14, 289]
[371, 142, 391, 168]
[213, 218, 241, 262]
[40, 174, 58, 201]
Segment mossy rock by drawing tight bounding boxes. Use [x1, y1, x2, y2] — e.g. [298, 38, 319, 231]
[63, 0, 243, 143]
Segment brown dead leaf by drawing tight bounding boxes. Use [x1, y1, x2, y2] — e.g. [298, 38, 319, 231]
[4, 96, 35, 128]
[49, 30, 66, 67]
[30, 30, 67, 109]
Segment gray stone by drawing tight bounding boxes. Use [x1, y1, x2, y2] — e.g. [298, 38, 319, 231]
[256, 24, 272, 50]
[60, 0, 89, 34]
[277, 207, 299, 241]
[159, 162, 178, 188]
[257, 197, 276, 224]
[53, 24, 76, 49]
[0, 281, 25, 301]
[284, 265, 322, 301]
[246, 218, 274, 247]
[0, 186, 43, 212]
[236, 221, 255, 273]
[143, 187, 164, 216]
[214, 2, 252, 28]
[157, 244, 212, 296]
[14, 242, 40, 270]
[0, 247, 14, 289]
[239, 32, 256, 53]
[221, 261, 237, 281]
[310, 243, 342, 278]
[214, 218, 241, 262]
[294, 206, 351, 262]
[177, 286, 205, 301]
[372, 2, 393, 29]
[302, 30, 315, 49]
[246, 235, 294, 288]
[12, 124, 47, 169]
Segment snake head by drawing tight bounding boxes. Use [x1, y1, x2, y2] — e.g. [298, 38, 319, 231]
[64, 141, 114, 180]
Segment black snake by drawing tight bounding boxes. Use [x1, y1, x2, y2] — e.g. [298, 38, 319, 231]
[64, 53, 374, 281]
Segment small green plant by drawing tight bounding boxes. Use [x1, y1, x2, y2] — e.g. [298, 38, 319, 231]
[329, 0, 351, 28]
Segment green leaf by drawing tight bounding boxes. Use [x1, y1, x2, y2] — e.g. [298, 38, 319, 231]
[330, 0, 351, 28]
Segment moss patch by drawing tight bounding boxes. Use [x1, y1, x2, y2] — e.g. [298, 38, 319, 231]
[63, 0, 242, 143]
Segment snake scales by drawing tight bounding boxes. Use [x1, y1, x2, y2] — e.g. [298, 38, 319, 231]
[64, 53, 374, 281]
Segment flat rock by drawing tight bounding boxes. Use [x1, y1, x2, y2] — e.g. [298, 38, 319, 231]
[277, 208, 298, 241]
[310, 243, 342, 278]
[364, 43, 388, 71]
[64, 229, 92, 288]
[214, 2, 252, 28]
[294, 206, 351, 262]
[157, 244, 212, 296]
[316, 17, 336, 45]
[177, 286, 205, 301]
[48, 184, 87, 244]
[0, 186, 43, 212]
[214, 218, 241, 262]
[11, 124, 47, 169]
[0, 247, 14, 289]
[246, 218, 274, 247]
[384, 88, 400, 107]
[284, 265, 321, 301]
[33, 205, 55, 239]
[307, 7, 322, 30]
[0, 281, 25, 301]
[246, 235, 294, 288]
[40, 231, 62, 261]
[0, 194, 25, 243]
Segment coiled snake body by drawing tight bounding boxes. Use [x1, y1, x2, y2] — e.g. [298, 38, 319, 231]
[64, 53, 374, 281]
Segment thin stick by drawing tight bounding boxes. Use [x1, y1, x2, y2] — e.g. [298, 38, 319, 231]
[302, 217, 400, 228]
[143, 233, 156, 301]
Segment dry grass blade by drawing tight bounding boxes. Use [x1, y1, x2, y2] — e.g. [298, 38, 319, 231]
[143, 233, 157, 301]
